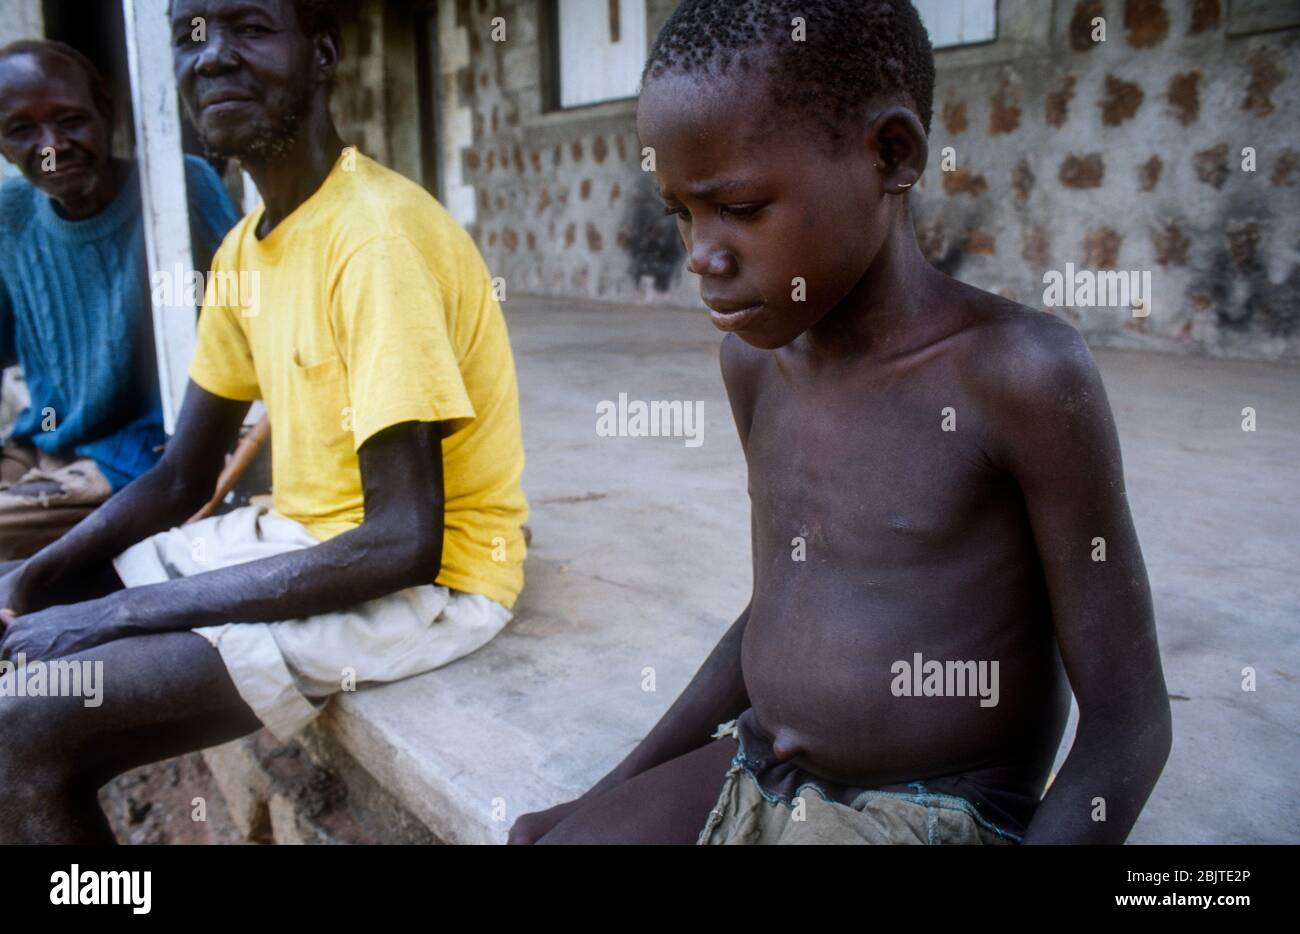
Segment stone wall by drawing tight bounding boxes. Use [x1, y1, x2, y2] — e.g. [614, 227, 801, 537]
[0, 0, 41, 49]
[917, 0, 1300, 360]
[446, 0, 683, 303]
[0, 0, 38, 135]
[448, 0, 1300, 361]
[332, 0, 428, 187]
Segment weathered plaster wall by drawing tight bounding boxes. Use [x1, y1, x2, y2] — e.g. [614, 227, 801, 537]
[332, 0, 426, 187]
[0, 0, 41, 48]
[450, 0, 682, 304]
[917, 0, 1300, 360]
[0, 0, 43, 180]
[452, 0, 1300, 361]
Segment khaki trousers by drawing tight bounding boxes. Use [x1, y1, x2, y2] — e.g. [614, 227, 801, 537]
[0, 442, 113, 559]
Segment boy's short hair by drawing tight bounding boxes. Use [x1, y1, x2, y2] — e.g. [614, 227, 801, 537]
[642, 0, 935, 150]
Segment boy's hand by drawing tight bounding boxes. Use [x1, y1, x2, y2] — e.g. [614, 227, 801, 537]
[507, 798, 586, 844]
[0, 594, 125, 663]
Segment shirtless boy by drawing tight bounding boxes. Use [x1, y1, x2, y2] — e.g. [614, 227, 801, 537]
[511, 0, 1171, 845]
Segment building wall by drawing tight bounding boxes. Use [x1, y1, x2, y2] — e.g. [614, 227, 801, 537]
[448, 0, 1300, 361]
[0, 0, 43, 179]
[0, 0, 40, 48]
[332, 0, 427, 187]
[917, 0, 1300, 360]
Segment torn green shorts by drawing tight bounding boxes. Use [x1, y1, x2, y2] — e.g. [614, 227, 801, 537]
[697, 718, 1020, 845]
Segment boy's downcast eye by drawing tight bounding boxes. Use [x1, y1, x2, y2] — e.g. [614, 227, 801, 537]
[662, 203, 764, 221]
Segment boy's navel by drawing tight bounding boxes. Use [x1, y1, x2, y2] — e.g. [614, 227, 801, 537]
[771, 728, 804, 763]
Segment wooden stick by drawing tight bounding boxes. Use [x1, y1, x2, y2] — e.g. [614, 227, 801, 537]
[186, 415, 271, 524]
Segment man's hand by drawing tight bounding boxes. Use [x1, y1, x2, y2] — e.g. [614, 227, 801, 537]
[0, 594, 123, 663]
[0, 563, 38, 620]
[0, 382, 250, 618]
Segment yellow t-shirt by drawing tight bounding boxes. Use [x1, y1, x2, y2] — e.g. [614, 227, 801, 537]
[189, 150, 528, 608]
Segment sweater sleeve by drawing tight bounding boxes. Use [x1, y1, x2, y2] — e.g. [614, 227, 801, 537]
[0, 275, 13, 368]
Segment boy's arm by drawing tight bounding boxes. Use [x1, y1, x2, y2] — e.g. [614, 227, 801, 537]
[576, 603, 752, 800]
[508, 335, 760, 842]
[505, 602, 752, 844]
[586, 333, 764, 789]
[984, 318, 1172, 844]
[0, 417, 445, 662]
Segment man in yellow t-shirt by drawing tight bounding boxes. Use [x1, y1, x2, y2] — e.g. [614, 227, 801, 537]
[0, 1, 526, 842]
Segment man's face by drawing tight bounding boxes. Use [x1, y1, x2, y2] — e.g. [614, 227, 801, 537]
[637, 68, 884, 350]
[171, 0, 316, 161]
[0, 53, 112, 206]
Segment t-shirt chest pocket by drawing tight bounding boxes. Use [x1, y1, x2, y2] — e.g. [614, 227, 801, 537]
[289, 349, 352, 446]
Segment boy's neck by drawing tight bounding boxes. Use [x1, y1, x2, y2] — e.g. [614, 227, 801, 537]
[803, 204, 950, 362]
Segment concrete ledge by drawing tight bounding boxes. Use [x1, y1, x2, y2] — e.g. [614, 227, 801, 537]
[307, 553, 731, 843]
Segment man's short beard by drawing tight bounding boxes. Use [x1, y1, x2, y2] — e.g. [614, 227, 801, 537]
[200, 90, 309, 163]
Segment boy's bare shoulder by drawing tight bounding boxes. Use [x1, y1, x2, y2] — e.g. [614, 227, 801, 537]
[956, 287, 1102, 411]
[951, 286, 1116, 478]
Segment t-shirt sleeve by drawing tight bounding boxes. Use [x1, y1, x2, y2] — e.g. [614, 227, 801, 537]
[331, 236, 475, 451]
[188, 251, 260, 402]
[183, 155, 240, 273]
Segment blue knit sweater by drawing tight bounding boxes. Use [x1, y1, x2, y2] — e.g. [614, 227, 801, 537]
[0, 155, 239, 490]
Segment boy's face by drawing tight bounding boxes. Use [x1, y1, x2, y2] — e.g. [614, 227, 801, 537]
[171, 0, 319, 160]
[0, 54, 113, 208]
[637, 69, 886, 350]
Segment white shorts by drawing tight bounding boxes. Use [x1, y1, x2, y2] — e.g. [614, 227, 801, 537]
[112, 503, 512, 741]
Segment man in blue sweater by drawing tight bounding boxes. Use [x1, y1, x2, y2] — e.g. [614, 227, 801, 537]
[0, 39, 238, 558]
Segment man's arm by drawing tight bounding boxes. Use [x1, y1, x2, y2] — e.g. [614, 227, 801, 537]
[985, 318, 1172, 844]
[3, 380, 248, 613]
[114, 418, 445, 630]
[0, 417, 445, 661]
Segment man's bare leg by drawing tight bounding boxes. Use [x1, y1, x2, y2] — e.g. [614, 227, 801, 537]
[0, 631, 262, 843]
[537, 737, 738, 844]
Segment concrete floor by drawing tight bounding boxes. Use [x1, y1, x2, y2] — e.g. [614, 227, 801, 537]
[330, 295, 1298, 843]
